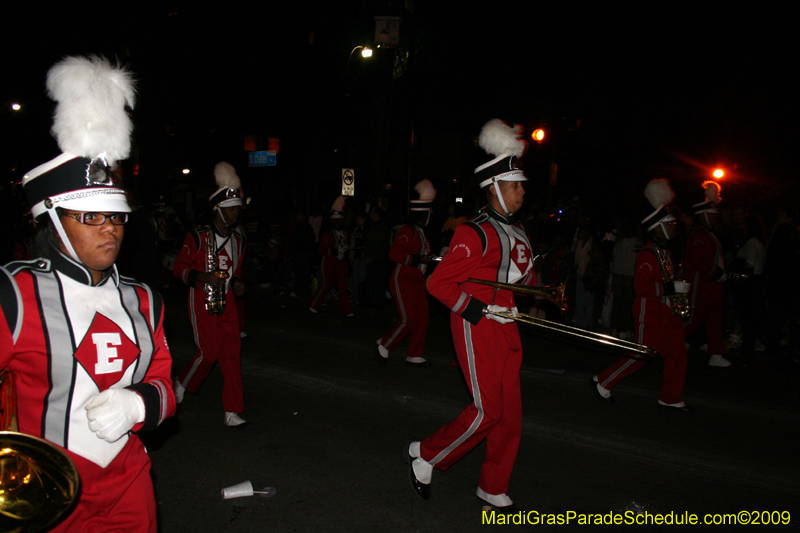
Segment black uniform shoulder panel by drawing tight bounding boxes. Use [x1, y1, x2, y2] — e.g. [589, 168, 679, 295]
[5, 258, 52, 275]
[0, 266, 24, 342]
[186, 227, 204, 252]
[463, 215, 489, 256]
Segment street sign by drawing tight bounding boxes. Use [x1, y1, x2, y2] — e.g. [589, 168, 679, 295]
[342, 168, 355, 196]
[249, 151, 276, 167]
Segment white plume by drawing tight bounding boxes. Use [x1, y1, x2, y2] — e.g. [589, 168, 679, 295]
[644, 179, 675, 209]
[331, 195, 346, 212]
[47, 56, 135, 163]
[414, 179, 436, 202]
[214, 162, 240, 189]
[478, 119, 527, 158]
[702, 180, 721, 203]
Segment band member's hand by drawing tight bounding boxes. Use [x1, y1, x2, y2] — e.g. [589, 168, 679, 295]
[199, 272, 226, 287]
[672, 280, 691, 294]
[483, 305, 515, 324]
[419, 255, 432, 264]
[85, 388, 145, 443]
[233, 280, 245, 296]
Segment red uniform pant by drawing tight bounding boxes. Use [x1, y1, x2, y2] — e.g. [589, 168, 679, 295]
[420, 316, 522, 497]
[178, 288, 244, 413]
[52, 437, 156, 533]
[597, 313, 687, 404]
[380, 267, 429, 359]
[309, 256, 351, 315]
[684, 278, 727, 356]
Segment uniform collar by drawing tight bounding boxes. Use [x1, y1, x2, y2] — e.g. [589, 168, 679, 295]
[486, 205, 517, 225]
[49, 246, 118, 287]
[211, 220, 230, 237]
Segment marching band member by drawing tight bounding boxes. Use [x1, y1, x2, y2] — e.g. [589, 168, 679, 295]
[1, 56, 175, 532]
[591, 179, 694, 411]
[406, 119, 535, 510]
[173, 162, 248, 427]
[377, 179, 436, 367]
[683, 181, 732, 367]
[308, 196, 354, 317]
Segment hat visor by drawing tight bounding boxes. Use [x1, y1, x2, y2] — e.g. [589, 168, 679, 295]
[43, 189, 131, 217]
[479, 171, 527, 189]
[217, 198, 243, 209]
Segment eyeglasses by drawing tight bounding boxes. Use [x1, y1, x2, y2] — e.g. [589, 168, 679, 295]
[63, 212, 129, 226]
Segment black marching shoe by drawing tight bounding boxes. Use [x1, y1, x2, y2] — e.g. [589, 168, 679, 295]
[479, 500, 526, 514]
[403, 445, 430, 500]
[589, 377, 615, 404]
[406, 360, 431, 368]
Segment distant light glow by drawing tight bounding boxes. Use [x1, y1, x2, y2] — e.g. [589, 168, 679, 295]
[182, 168, 190, 175]
[361, 48, 373, 58]
[11, 103, 21, 111]
[713, 168, 724, 179]
[532, 128, 545, 142]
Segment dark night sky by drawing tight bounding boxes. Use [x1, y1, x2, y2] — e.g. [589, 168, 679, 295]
[2, 2, 797, 218]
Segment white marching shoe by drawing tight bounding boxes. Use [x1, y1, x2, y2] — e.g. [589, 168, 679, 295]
[708, 354, 732, 367]
[225, 412, 249, 427]
[174, 381, 185, 404]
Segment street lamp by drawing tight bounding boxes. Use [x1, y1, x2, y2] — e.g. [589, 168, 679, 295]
[713, 168, 724, 179]
[349, 45, 373, 61]
[531, 128, 545, 142]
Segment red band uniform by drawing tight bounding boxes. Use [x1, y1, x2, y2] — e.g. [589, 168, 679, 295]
[308, 227, 352, 316]
[174, 225, 246, 414]
[596, 243, 688, 404]
[683, 224, 727, 357]
[422, 206, 535, 500]
[0, 255, 175, 532]
[379, 224, 431, 359]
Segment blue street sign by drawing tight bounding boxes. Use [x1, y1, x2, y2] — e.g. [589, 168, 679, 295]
[249, 151, 277, 167]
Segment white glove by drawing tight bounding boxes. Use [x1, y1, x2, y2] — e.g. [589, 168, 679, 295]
[484, 305, 516, 325]
[673, 280, 691, 294]
[85, 389, 145, 443]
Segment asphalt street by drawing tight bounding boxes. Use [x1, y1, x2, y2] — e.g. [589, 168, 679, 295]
[145, 285, 800, 532]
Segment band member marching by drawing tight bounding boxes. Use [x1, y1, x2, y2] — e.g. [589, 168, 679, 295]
[406, 119, 535, 510]
[377, 179, 436, 367]
[683, 181, 732, 367]
[1, 56, 175, 532]
[591, 179, 694, 411]
[173, 162, 248, 427]
[308, 196, 354, 317]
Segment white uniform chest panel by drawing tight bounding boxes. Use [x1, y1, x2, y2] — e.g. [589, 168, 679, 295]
[57, 273, 137, 467]
[60, 273, 136, 347]
[215, 234, 234, 271]
[499, 223, 532, 284]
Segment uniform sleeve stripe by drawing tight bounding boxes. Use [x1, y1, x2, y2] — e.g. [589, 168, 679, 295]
[152, 379, 169, 423]
[451, 292, 468, 313]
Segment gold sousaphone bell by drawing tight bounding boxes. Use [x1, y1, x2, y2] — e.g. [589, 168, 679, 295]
[467, 278, 655, 358]
[0, 372, 81, 533]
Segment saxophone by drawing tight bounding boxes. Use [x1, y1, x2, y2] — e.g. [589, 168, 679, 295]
[204, 228, 229, 316]
[647, 245, 692, 319]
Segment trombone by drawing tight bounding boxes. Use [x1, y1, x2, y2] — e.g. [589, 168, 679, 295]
[466, 278, 655, 358]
